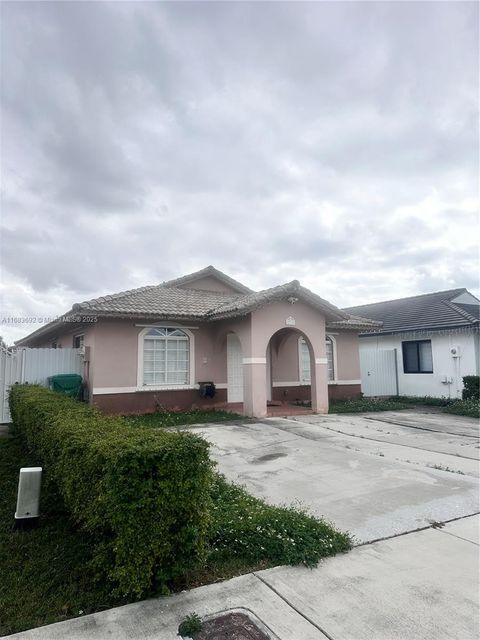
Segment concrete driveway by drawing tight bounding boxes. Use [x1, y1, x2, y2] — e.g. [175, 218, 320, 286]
[192, 409, 479, 542]
[8, 410, 479, 640]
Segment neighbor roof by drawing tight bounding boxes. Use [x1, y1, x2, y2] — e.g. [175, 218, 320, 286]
[15, 267, 380, 345]
[344, 288, 480, 336]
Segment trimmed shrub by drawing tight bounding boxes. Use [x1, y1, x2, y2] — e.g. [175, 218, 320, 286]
[462, 375, 480, 401]
[9, 385, 213, 598]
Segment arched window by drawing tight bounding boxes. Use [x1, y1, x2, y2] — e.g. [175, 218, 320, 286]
[142, 328, 190, 386]
[298, 335, 335, 383]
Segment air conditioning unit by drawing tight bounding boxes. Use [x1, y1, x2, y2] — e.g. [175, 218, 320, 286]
[450, 346, 462, 357]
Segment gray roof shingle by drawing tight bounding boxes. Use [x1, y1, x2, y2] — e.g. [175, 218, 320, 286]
[344, 288, 480, 335]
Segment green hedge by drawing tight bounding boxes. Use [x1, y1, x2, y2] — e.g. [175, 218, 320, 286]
[9, 385, 213, 598]
[462, 375, 480, 401]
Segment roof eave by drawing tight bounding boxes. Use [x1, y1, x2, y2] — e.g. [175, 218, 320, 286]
[359, 321, 479, 337]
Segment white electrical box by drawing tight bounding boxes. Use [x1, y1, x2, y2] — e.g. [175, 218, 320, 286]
[15, 467, 42, 521]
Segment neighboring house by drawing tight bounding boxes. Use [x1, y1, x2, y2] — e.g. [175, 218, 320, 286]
[15, 266, 379, 417]
[345, 289, 480, 399]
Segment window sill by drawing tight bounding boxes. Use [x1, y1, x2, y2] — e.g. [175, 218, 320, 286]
[138, 384, 196, 392]
[403, 372, 434, 375]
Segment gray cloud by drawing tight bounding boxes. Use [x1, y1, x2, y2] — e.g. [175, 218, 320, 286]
[0, 0, 478, 344]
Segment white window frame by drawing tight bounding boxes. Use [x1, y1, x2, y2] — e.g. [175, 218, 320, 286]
[298, 335, 337, 384]
[137, 324, 195, 390]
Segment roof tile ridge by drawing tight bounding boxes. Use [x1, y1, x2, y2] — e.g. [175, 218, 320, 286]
[443, 300, 479, 324]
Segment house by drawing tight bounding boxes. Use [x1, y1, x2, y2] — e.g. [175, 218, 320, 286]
[344, 289, 480, 399]
[15, 266, 380, 417]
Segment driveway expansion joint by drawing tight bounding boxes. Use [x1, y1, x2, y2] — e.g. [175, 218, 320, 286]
[433, 527, 480, 547]
[279, 417, 479, 461]
[364, 416, 479, 440]
[253, 572, 335, 640]
[354, 511, 480, 548]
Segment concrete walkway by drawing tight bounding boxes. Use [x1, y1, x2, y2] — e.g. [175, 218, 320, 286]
[5, 411, 480, 639]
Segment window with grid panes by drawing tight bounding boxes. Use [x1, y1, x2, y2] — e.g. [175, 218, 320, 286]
[143, 328, 189, 385]
[299, 336, 335, 383]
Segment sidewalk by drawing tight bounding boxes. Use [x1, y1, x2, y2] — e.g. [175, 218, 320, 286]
[7, 515, 479, 640]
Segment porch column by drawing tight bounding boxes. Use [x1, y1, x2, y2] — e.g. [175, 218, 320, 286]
[242, 357, 267, 418]
[311, 356, 329, 414]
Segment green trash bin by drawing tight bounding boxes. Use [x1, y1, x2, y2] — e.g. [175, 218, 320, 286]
[48, 374, 83, 399]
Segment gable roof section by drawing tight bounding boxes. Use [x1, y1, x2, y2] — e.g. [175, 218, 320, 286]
[159, 265, 254, 294]
[75, 279, 354, 322]
[344, 288, 480, 335]
[15, 267, 380, 345]
[207, 280, 351, 322]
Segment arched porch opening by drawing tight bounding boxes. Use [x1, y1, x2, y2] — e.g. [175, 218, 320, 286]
[265, 327, 317, 414]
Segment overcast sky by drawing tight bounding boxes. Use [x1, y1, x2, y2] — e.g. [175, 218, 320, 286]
[1, 1, 478, 344]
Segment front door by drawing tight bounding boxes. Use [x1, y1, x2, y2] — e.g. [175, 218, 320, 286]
[227, 333, 243, 402]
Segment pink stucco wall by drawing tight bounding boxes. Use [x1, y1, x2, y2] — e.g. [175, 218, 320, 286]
[335, 331, 361, 380]
[249, 301, 328, 414]
[90, 320, 229, 389]
[25, 298, 360, 416]
[271, 332, 300, 381]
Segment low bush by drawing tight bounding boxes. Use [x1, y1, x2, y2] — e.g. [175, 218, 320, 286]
[9, 385, 213, 598]
[462, 375, 480, 401]
[209, 475, 351, 566]
[443, 398, 480, 419]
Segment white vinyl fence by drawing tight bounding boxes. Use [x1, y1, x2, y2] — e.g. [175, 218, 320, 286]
[360, 348, 399, 397]
[0, 347, 83, 423]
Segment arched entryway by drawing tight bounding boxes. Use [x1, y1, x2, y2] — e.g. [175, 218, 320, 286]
[266, 328, 315, 411]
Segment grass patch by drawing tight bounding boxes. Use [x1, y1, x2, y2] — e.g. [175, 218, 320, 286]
[124, 409, 243, 429]
[328, 395, 480, 416]
[0, 436, 127, 636]
[0, 435, 350, 635]
[329, 397, 411, 413]
[443, 398, 480, 418]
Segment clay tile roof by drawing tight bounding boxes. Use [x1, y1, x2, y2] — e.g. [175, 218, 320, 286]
[15, 266, 381, 345]
[206, 280, 354, 322]
[74, 286, 242, 318]
[159, 265, 253, 294]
